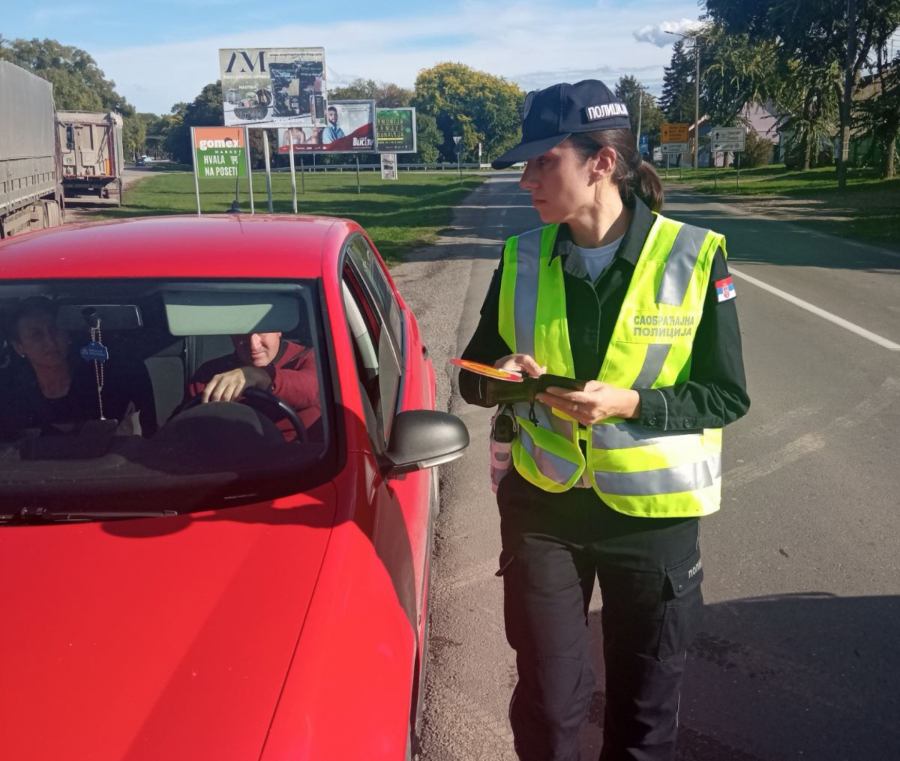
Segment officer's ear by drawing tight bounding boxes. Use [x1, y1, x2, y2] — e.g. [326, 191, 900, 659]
[588, 145, 618, 184]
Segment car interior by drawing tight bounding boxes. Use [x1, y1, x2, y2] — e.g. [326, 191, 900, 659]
[0, 279, 334, 518]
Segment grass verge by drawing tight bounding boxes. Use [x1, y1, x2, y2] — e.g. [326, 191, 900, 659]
[660, 165, 900, 251]
[99, 171, 486, 264]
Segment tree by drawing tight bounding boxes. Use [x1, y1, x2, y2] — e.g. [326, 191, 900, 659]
[0, 37, 133, 115]
[660, 39, 696, 124]
[614, 76, 665, 150]
[412, 63, 524, 163]
[163, 82, 224, 164]
[412, 113, 441, 163]
[328, 78, 413, 107]
[857, 50, 900, 178]
[703, 0, 900, 186]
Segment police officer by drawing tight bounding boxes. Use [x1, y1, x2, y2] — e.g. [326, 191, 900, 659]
[459, 80, 750, 761]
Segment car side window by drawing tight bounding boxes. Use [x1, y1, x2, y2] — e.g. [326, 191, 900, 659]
[345, 235, 403, 353]
[342, 265, 401, 446]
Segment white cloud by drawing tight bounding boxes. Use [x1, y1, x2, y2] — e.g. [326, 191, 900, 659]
[633, 19, 705, 48]
[91, 1, 700, 114]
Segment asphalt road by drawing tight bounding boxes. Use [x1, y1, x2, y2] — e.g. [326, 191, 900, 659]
[391, 176, 900, 761]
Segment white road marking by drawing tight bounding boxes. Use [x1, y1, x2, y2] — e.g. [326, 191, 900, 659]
[729, 266, 900, 351]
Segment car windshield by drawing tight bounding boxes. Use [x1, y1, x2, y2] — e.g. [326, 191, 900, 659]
[0, 279, 335, 521]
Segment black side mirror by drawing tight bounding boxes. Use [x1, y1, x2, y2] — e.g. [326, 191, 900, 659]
[382, 410, 469, 476]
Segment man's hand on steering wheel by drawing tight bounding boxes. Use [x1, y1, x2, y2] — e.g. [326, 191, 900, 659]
[201, 366, 271, 403]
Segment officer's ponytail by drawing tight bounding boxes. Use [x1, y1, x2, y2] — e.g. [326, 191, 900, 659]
[569, 130, 665, 212]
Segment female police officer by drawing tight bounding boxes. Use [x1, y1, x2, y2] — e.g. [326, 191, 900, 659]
[459, 80, 750, 761]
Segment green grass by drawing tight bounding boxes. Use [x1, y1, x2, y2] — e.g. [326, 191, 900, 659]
[99, 171, 485, 264]
[660, 165, 900, 250]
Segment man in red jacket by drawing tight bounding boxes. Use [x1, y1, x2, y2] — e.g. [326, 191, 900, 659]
[187, 331, 321, 442]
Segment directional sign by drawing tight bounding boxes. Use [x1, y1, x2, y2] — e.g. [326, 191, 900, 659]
[639, 135, 649, 153]
[661, 123, 689, 143]
[710, 126, 746, 152]
[660, 142, 690, 154]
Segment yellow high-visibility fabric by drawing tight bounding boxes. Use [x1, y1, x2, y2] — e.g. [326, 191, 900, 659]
[497, 215, 726, 517]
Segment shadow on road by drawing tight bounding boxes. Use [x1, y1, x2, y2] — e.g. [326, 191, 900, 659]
[582, 592, 900, 760]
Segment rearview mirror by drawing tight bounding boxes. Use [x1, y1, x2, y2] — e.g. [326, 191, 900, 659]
[382, 410, 469, 476]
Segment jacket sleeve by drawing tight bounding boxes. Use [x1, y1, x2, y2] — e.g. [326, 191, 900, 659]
[267, 346, 321, 413]
[458, 257, 516, 408]
[636, 248, 750, 430]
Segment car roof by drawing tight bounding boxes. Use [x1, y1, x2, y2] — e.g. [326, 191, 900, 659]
[0, 215, 364, 280]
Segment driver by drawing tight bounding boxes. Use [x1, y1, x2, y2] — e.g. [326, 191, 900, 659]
[185, 331, 321, 442]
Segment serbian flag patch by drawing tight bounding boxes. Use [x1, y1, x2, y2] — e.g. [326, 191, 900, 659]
[715, 276, 736, 303]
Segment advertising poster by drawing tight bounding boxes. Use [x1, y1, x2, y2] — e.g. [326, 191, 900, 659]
[219, 47, 326, 129]
[277, 100, 375, 153]
[380, 153, 398, 180]
[193, 127, 246, 178]
[375, 108, 417, 153]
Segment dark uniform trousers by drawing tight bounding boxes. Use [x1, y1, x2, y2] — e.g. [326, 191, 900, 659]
[497, 468, 705, 761]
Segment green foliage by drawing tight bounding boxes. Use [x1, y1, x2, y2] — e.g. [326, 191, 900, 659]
[703, 0, 900, 182]
[328, 78, 412, 107]
[740, 129, 774, 168]
[0, 37, 133, 115]
[163, 82, 224, 164]
[614, 76, 665, 148]
[412, 63, 524, 163]
[660, 39, 696, 123]
[412, 113, 441, 163]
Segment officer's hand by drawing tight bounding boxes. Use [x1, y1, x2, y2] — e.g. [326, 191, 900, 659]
[493, 353, 546, 379]
[201, 366, 271, 403]
[536, 381, 641, 425]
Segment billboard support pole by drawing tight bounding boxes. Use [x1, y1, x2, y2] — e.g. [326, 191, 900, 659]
[736, 151, 741, 189]
[356, 155, 361, 194]
[244, 127, 254, 214]
[714, 152, 718, 189]
[262, 129, 273, 213]
[665, 153, 669, 179]
[288, 143, 298, 214]
[190, 127, 201, 216]
[300, 154, 305, 195]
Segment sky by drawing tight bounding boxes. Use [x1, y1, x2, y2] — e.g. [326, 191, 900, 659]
[1, 0, 705, 116]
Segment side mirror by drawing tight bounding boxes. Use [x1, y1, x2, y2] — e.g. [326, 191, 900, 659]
[383, 410, 469, 476]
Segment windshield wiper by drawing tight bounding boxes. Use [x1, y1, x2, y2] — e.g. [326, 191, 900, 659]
[1, 507, 179, 524]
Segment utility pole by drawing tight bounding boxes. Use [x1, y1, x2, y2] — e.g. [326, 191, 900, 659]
[693, 40, 700, 171]
[636, 86, 643, 151]
[838, 0, 857, 190]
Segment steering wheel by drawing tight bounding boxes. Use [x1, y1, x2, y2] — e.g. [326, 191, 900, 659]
[177, 386, 307, 443]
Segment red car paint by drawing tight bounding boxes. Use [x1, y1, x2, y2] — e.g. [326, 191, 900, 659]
[0, 215, 443, 761]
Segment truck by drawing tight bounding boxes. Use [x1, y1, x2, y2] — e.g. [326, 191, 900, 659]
[0, 60, 65, 238]
[57, 110, 124, 202]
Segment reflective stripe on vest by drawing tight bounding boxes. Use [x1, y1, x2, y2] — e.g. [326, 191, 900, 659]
[498, 216, 726, 518]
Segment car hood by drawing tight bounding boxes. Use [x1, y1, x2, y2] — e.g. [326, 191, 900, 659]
[0, 485, 336, 761]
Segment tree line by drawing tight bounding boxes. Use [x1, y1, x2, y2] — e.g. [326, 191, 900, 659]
[0, 37, 526, 168]
[656, 0, 900, 182]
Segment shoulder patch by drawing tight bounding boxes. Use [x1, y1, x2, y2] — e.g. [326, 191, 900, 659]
[715, 276, 736, 303]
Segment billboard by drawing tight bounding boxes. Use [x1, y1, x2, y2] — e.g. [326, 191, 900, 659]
[277, 100, 375, 153]
[375, 108, 417, 153]
[220, 47, 326, 128]
[193, 127, 246, 178]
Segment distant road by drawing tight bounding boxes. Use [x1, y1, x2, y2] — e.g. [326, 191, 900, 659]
[393, 176, 900, 761]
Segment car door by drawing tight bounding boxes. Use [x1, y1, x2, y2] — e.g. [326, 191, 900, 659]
[341, 234, 432, 638]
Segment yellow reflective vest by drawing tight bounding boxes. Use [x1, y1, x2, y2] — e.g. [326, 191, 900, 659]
[497, 214, 726, 517]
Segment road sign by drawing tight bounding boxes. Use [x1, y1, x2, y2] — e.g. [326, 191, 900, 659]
[453, 135, 462, 144]
[710, 126, 746, 152]
[660, 142, 690, 154]
[661, 123, 689, 143]
[639, 135, 649, 153]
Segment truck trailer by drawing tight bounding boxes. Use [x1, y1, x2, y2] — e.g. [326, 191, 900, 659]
[0, 60, 65, 238]
[57, 110, 123, 202]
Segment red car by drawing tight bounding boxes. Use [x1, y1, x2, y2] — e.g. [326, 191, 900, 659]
[0, 216, 468, 761]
